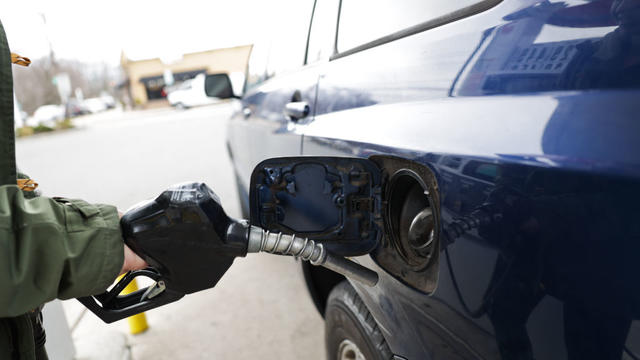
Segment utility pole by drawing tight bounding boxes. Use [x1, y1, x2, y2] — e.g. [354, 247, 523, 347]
[39, 13, 56, 69]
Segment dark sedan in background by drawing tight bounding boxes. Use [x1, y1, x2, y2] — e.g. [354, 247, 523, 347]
[227, 0, 640, 359]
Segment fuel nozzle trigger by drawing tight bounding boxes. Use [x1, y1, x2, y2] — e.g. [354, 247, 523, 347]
[77, 269, 184, 324]
[140, 279, 167, 301]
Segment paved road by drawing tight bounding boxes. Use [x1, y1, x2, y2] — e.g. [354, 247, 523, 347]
[16, 104, 326, 360]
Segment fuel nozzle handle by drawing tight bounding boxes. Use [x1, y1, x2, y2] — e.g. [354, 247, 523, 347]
[79, 182, 378, 325]
[246, 226, 378, 287]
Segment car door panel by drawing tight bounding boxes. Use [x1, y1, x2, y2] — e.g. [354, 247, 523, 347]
[228, 66, 321, 191]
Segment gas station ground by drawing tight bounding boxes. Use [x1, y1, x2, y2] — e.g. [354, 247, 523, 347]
[64, 254, 324, 359]
[17, 104, 325, 359]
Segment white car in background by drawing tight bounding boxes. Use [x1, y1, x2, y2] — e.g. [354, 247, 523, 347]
[100, 94, 116, 109]
[167, 73, 219, 109]
[83, 97, 108, 113]
[31, 104, 65, 127]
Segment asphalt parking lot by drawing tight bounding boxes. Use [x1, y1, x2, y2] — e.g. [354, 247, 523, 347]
[15, 104, 326, 359]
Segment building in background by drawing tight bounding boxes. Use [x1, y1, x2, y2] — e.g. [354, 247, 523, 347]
[120, 45, 252, 107]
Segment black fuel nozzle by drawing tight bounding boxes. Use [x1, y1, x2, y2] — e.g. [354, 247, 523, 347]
[119, 182, 248, 294]
[78, 182, 248, 323]
[78, 182, 377, 323]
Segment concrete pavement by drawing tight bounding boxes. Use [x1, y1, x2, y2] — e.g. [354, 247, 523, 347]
[15, 104, 326, 359]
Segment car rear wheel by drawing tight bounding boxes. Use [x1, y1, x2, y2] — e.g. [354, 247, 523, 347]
[325, 281, 392, 360]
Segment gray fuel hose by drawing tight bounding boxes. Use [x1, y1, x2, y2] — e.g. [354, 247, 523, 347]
[246, 226, 378, 287]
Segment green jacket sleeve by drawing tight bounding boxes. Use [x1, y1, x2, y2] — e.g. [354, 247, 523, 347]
[0, 185, 124, 317]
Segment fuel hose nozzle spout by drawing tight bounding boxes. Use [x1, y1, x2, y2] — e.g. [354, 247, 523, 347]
[246, 226, 378, 286]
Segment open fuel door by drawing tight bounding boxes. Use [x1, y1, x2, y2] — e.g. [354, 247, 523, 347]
[250, 155, 442, 294]
[249, 157, 383, 257]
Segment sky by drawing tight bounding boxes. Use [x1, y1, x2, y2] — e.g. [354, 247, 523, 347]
[1, 0, 301, 65]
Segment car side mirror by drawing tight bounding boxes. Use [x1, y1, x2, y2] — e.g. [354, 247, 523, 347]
[204, 73, 236, 99]
[249, 157, 383, 256]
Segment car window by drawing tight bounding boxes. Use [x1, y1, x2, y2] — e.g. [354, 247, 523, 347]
[337, 0, 489, 53]
[245, 41, 270, 92]
[306, 0, 341, 64]
[245, 0, 315, 92]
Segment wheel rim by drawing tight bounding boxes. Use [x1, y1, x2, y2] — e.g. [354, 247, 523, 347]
[338, 339, 366, 360]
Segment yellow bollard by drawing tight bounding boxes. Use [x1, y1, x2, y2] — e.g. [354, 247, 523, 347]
[117, 275, 149, 334]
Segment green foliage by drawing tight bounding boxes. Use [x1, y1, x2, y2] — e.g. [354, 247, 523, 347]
[15, 127, 34, 137]
[56, 119, 74, 130]
[16, 120, 74, 137]
[33, 125, 54, 133]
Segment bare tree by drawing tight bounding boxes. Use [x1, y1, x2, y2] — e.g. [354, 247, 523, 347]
[13, 57, 118, 115]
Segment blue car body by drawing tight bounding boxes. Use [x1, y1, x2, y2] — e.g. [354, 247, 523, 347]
[227, 0, 640, 358]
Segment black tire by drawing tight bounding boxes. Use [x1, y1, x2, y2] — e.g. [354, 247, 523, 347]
[325, 281, 392, 360]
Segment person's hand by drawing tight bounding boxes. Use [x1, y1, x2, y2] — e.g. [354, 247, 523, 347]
[120, 244, 149, 275]
[118, 210, 149, 275]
